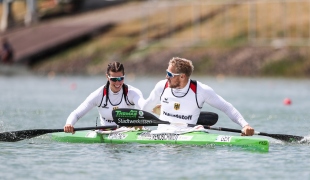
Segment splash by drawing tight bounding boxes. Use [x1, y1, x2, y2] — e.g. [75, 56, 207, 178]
[0, 121, 4, 131]
[267, 135, 310, 145]
[0, 120, 7, 132]
[299, 135, 310, 144]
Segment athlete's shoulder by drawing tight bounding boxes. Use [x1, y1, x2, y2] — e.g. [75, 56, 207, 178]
[85, 85, 105, 102]
[91, 85, 105, 95]
[194, 80, 214, 91]
[127, 84, 139, 91]
[156, 79, 168, 87]
[126, 84, 143, 94]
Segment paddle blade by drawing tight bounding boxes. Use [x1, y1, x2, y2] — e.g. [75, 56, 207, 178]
[112, 108, 169, 126]
[0, 129, 59, 142]
[197, 112, 218, 126]
[259, 132, 304, 142]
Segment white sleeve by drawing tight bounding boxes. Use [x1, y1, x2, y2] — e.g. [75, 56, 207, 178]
[66, 87, 103, 125]
[127, 85, 145, 109]
[141, 80, 166, 113]
[199, 82, 249, 127]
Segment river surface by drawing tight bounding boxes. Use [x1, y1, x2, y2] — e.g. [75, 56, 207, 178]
[0, 73, 310, 180]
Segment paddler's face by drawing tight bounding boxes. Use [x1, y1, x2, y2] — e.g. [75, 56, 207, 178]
[166, 65, 181, 88]
[106, 71, 125, 93]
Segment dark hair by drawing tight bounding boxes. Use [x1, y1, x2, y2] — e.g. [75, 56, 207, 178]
[106, 62, 125, 75]
[103, 62, 130, 107]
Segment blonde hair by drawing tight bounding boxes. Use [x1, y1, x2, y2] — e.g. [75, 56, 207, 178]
[169, 57, 194, 77]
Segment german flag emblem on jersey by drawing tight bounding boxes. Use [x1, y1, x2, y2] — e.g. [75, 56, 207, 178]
[174, 103, 180, 110]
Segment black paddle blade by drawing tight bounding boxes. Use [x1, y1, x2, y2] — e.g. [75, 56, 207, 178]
[112, 108, 169, 126]
[0, 129, 58, 142]
[112, 109, 218, 126]
[197, 112, 218, 126]
[260, 132, 304, 142]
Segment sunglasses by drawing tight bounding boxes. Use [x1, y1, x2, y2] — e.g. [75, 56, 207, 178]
[108, 76, 125, 82]
[166, 70, 180, 78]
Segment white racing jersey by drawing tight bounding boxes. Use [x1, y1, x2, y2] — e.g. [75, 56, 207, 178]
[160, 80, 201, 124]
[66, 84, 144, 126]
[142, 79, 249, 127]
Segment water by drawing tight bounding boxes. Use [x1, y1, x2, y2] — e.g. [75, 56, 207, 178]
[1, 74, 310, 180]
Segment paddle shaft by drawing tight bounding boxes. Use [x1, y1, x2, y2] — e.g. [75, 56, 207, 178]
[41, 125, 119, 133]
[205, 126, 242, 133]
[0, 125, 118, 142]
[203, 125, 304, 142]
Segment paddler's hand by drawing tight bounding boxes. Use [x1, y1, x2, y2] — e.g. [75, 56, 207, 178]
[134, 126, 143, 130]
[64, 124, 75, 134]
[241, 125, 254, 136]
[152, 104, 161, 115]
[126, 126, 144, 130]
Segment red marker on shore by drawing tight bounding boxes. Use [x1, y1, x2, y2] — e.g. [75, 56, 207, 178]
[283, 98, 292, 105]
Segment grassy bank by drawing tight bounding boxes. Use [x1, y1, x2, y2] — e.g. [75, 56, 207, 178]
[28, 0, 310, 77]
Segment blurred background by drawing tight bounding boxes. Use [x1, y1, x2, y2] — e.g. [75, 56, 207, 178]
[0, 0, 310, 77]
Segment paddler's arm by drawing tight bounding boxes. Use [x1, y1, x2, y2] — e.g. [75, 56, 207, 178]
[64, 88, 102, 134]
[64, 99, 96, 134]
[128, 87, 146, 130]
[141, 80, 165, 113]
[129, 87, 145, 109]
[200, 83, 255, 136]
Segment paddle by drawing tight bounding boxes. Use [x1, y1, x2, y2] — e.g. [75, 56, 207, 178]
[204, 126, 304, 142]
[197, 111, 218, 126]
[112, 109, 304, 142]
[0, 125, 118, 142]
[112, 108, 218, 126]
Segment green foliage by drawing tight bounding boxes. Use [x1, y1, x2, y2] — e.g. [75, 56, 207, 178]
[193, 57, 214, 74]
[262, 58, 309, 77]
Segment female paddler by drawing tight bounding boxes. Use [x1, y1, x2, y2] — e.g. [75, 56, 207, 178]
[64, 61, 145, 133]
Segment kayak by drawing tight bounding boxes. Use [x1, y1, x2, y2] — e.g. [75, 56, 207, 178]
[52, 130, 269, 152]
[0, 109, 300, 147]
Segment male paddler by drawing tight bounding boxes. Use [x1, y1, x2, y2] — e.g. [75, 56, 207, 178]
[142, 57, 254, 136]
